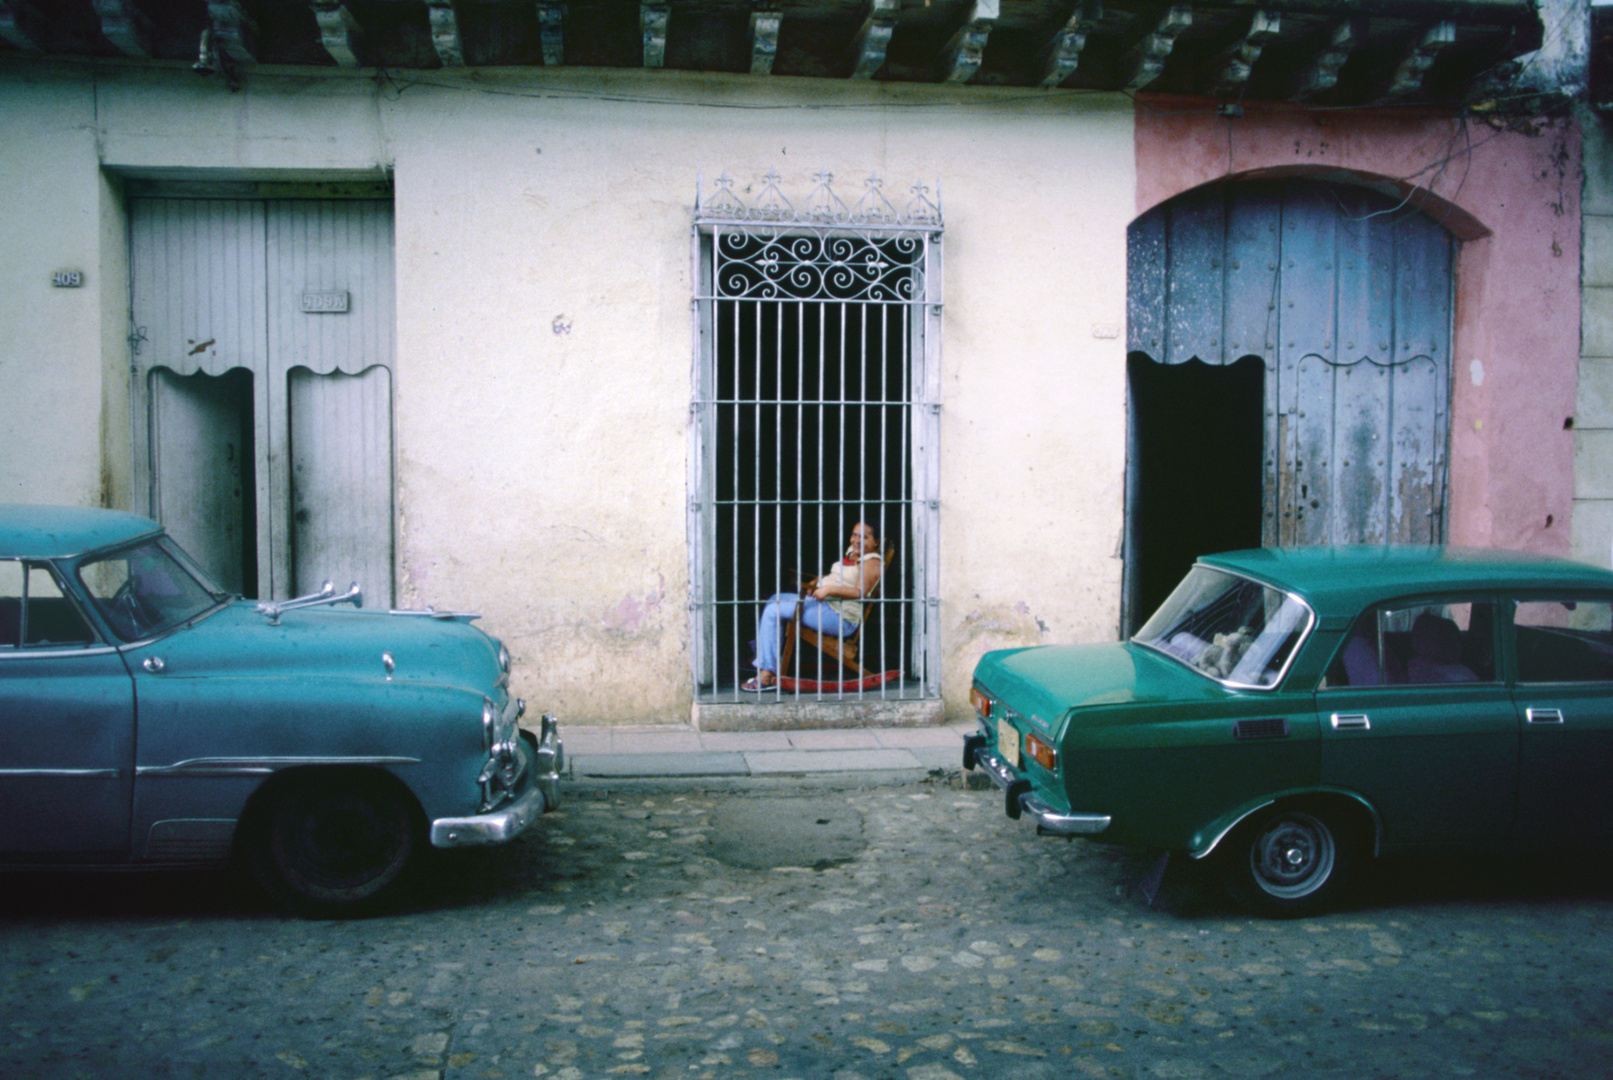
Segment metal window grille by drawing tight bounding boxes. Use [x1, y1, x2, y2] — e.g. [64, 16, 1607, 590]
[690, 171, 942, 702]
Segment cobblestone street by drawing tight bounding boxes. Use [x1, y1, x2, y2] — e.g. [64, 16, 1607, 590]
[3, 777, 1613, 1079]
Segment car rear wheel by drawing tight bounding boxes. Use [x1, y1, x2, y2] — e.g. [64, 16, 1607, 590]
[1222, 806, 1355, 918]
[250, 772, 419, 917]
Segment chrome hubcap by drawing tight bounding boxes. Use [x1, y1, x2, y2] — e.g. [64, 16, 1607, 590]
[1250, 812, 1336, 900]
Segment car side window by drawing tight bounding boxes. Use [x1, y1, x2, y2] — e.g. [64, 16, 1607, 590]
[1325, 599, 1496, 687]
[1514, 598, 1613, 683]
[0, 559, 97, 649]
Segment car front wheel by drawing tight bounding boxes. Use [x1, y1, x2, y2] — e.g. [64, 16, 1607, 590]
[250, 771, 419, 917]
[1222, 806, 1355, 918]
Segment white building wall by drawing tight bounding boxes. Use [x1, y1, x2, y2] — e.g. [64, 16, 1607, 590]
[1, 71, 115, 509]
[0, 59, 1134, 725]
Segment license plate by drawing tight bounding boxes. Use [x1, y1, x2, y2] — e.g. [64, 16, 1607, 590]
[997, 719, 1020, 769]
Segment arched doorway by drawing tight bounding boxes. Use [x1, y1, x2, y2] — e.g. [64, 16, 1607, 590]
[1124, 179, 1454, 632]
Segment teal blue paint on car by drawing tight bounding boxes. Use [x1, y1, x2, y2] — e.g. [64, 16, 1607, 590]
[965, 546, 1613, 916]
[0, 505, 562, 915]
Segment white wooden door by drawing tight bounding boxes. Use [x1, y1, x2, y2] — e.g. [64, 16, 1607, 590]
[129, 196, 396, 603]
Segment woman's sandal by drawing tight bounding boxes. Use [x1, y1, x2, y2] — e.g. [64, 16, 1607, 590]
[740, 677, 776, 692]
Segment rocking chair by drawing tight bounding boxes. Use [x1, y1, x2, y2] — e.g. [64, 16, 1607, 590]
[777, 545, 894, 682]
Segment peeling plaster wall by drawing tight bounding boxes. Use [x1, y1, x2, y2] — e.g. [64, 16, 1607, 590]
[1578, 105, 1613, 571]
[1, 59, 1133, 724]
[1136, 97, 1582, 558]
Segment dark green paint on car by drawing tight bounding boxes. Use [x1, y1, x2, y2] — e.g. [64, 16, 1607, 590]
[966, 546, 1613, 916]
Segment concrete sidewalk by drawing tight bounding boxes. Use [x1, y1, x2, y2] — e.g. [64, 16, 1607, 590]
[561, 720, 977, 788]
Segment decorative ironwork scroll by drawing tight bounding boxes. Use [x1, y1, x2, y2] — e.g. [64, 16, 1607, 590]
[709, 232, 921, 303]
[696, 170, 941, 304]
[695, 169, 942, 231]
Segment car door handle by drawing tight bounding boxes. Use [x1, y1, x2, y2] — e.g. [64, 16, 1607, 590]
[143, 656, 165, 674]
[1526, 707, 1564, 725]
[1331, 713, 1370, 731]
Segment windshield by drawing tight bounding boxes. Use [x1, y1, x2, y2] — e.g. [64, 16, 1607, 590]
[1134, 566, 1313, 689]
[79, 535, 228, 642]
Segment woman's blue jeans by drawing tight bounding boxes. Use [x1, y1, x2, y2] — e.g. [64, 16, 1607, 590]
[754, 593, 857, 675]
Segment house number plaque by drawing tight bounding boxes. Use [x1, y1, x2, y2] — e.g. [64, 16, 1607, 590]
[300, 290, 350, 313]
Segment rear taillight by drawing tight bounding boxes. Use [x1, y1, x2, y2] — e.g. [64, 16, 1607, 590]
[1025, 731, 1057, 771]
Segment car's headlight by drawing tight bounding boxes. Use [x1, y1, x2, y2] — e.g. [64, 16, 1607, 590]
[483, 695, 522, 763]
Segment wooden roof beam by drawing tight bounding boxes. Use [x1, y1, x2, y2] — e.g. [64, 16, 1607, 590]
[428, 0, 463, 66]
[206, 0, 257, 64]
[1385, 21, 1456, 98]
[0, 0, 46, 51]
[312, 2, 362, 68]
[942, 0, 998, 84]
[1290, 18, 1362, 100]
[1207, 10, 1279, 99]
[91, 0, 152, 58]
[1039, 0, 1101, 89]
[538, 3, 565, 67]
[642, 1, 668, 68]
[1122, 4, 1192, 92]
[751, 10, 781, 76]
[850, 0, 898, 79]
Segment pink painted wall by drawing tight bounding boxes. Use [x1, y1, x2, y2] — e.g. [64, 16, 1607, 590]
[1135, 96, 1581, 555]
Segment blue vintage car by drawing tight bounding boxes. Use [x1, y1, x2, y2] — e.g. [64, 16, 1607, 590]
[0, 505, 561, 914]
[966, 546, 1613, 916]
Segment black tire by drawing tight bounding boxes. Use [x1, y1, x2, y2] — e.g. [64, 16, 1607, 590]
[249, 771, 419, 917]
[1221, 805, 1356, 918]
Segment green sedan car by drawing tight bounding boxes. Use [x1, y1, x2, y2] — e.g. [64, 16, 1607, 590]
[965, 546, 1613, 916]
[0, 505, 561, 915]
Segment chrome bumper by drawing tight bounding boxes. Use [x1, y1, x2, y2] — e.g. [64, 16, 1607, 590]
[431, 716, 564, 848]
[963, 726, 1112, 838]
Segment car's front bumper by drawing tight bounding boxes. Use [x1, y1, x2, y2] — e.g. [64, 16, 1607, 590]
[430, 716, 563, 848]
[963, 723, 1111, 838]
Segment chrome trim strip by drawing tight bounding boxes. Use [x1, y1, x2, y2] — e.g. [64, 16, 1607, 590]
[0, 767, 120, 778]
[136, 755, 421, 778]
[1188, 788, 1386, 861]
[1189, 799, 1277, 860]
[0, 644, 123, 659]
[388, 606, 481, 622]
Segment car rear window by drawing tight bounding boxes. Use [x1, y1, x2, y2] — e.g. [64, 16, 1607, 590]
[1134, 566, 1312, 689]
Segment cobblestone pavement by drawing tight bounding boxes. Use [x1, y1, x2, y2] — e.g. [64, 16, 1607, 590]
[3, 777, 1613, 1079]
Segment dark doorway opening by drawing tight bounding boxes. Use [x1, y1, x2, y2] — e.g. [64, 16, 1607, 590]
[1125, 353, 1264, 635]
[149, 367, 259, 599]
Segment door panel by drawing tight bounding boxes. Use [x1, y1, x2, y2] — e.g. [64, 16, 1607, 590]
[1317, 599, 1512, 844]
[1319, 685, 1517, 844]
[0, 561, 133, 857]
[288, 366, 395, 606]
[1512, 598, 1613, 838]
[0, 650, 136, 856]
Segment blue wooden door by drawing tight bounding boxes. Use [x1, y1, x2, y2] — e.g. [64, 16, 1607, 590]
[1128, 180, 1454, 549]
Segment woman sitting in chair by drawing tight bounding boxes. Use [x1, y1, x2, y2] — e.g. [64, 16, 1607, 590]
[742, 522, 883, 692]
